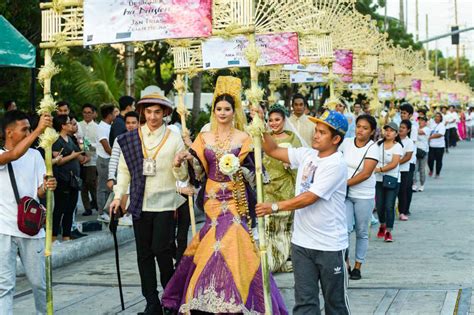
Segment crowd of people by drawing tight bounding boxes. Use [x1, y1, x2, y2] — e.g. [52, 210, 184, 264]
[0, 81, 472, 314]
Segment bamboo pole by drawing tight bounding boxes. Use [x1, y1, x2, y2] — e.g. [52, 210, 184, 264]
[43, 48, 54, 315]
[247, 32, 272, 315]
[174, 74, 197, 237]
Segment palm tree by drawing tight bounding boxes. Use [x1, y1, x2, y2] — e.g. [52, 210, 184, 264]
[69, 49, 124, 104]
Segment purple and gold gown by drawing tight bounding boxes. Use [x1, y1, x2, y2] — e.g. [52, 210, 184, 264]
[162, 134, 287, 314]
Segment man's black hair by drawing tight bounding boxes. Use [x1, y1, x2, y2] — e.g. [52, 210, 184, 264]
[118, 96, 135, 111]
[399, 103, 414, 115]
[124, 111, 139, 121]
[82, 103, 97, 112]
[1, 110, 29, 135]
[100, 104, 116, 120]
[328, 126, 345, 147]
[292, 93, 308, 107]
[56, 101, 70, 108]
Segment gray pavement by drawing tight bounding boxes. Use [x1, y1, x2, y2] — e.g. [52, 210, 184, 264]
[13, 141, 474, 314]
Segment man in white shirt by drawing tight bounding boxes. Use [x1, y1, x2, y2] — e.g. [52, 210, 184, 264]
[77, 104, 99, 216]
[257, 110, 350, 315]
[399, 103, 417, 205]
[445, 105, 459, 148]
[288, 93, 315, 147]
[96, 104, 116, 221]
[466, 107, 474, 141]
[0, 110, 57, 314]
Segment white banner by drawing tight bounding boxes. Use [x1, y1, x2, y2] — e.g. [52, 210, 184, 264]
[348, 83, 371, 91]
[290, 72, 327, 84]
[283, 64, 329, 73]
[202, 33, 299, 69]
[83, 0, 212, 45]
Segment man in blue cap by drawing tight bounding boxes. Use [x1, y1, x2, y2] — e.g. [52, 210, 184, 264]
[257, 110, 351, 314]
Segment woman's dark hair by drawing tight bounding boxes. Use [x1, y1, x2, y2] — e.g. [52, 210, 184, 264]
[356, 114, 377, 131]
[53, 114, 69, 132]
[434, 112, 443, 122]
[377, 127, 403, 147]
[400, 103, 414, 115]
[400, 119, 412, 138]
[268, 107, 287, 120]
[214, 94, 235, 111]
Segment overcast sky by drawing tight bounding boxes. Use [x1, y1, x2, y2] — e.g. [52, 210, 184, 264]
[377, 0, 473, 65]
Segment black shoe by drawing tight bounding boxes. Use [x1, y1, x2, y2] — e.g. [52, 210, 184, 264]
[82, 209, 93, 216]
[163, 308, 177, 315]
[350, 268, 361, 280]
[70, 229, 87, 239]
[138, 303, 163, 315]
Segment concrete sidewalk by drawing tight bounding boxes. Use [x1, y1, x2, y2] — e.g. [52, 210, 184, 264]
[13, 141, 474, 314]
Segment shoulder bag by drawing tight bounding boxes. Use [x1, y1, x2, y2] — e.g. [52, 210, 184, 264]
[346, 142, 375, 197]
[7, 163, 46, 236]
[381, 144, 398, 190]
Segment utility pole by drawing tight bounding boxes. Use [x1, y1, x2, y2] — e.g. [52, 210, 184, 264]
[399, 0, 404, 29]
[454, 0, 460, 81]
[384, 0, 388, 31]
[124, 43, 135, 96]
[415, 0, 419, 41]
[405, 0, 408, 30]
[446, 48, 449, 79]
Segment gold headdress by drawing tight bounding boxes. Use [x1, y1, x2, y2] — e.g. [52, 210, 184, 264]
[210, 76, 247, 131]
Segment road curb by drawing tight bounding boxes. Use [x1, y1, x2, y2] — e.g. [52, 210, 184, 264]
[16, 226, 135, 277]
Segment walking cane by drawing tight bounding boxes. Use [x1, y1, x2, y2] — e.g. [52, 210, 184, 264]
[110, 209, 125, 311]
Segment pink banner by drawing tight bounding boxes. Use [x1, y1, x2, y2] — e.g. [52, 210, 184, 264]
[333, 49, 353, 83]
[84, 0, 212, 45]
[257, 33, 299, 66]
[411, 79, 422, 93]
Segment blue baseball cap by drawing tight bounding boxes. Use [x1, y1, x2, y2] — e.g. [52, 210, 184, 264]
[308, 110, 348, 135]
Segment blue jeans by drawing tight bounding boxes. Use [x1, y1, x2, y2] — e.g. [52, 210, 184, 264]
[345, 197, 375, 264]
[0, 234, 46, 315]
[375, 181, 399, 229]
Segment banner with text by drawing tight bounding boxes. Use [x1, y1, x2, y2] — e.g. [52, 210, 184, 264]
[202, 33, 299, 69]
[83, 0, 212, 45]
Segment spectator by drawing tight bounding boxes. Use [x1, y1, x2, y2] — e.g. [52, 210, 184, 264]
[413, 117, 430, 192]
[106, 111, 140, 226]
[466, 107, 474, 141]
[109, 96, 135, 146]
[428, 112, 446, 178]
[0, 110, 56, 314]
[56, 101, 70, 116]
[353, 103, 362, 117]
[374, 122, 403, 242]
[340, 115, 379, 280]
[289, 93, 314, 147]
[52, 115, 86, 242]
[445, 105, 459, 148]
[96, 104, 115, 221]
[3, 100, 16, 112]
[336, 102, 355, 138]
[397, 120, 415, 221]
[457, 108, 466, 140]
[77, 104, 99, 216]
[399, 104, 417, 213]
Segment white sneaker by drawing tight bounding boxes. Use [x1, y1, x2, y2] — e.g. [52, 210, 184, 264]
[412, 184, 418, 192]
[118, 213, 133, 226]
[97, 213, 110, 222]
[418, 185, 424, 192]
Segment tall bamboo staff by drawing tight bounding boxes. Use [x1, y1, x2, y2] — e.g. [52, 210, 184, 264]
[245, 32, 272, 314]
[37, 48, 60, 315]
[174, 74, 197, 237]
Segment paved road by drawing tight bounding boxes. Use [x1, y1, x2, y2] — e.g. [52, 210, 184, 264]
[14, 142, 474, 314]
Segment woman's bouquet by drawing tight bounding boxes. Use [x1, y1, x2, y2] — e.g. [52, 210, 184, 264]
[218, 153, 240, 178]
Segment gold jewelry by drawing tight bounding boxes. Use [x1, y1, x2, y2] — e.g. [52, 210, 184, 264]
[214, 129, 234, 180]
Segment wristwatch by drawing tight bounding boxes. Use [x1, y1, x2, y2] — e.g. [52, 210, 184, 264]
[271, 203, 279, 214]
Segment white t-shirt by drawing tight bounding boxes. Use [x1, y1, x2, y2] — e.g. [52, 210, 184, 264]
[417, 126, 431, 152]
[445, 111, 458, 129]
[429, 122, 446, 148]
[466, 112, 474, 127]
[0, 149, 46, 238]
[288, 148, 348, 251]
[78, 120, 98, 166]
[399, 137, 415, 172]
[375, 142, 403, 182]
[96, 121, 111, 158]
[339, 138, 379, 199]
[409, 119, 418, 164]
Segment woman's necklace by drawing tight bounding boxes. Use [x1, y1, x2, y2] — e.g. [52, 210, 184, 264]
[214, 128, 234, 179]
